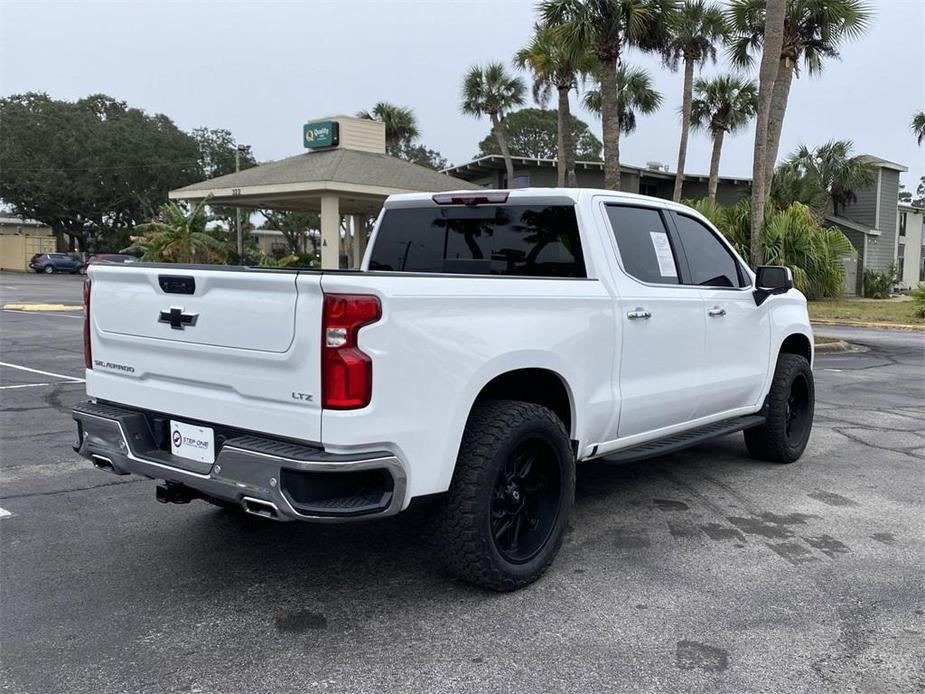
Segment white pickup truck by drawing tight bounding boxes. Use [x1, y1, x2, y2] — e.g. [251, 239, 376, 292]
[73, 188, 814, 591]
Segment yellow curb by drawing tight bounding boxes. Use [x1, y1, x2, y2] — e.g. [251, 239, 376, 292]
[3, 303, 83, 312]
[811, 318, 925, 332]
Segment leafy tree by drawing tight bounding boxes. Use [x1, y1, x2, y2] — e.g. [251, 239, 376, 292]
[583, 64, 662, 135]
[515, 23, 594, 186]
[912, 111, 925, 147]
[192, 127, 257, 232]
[781, 139, 876, 216]
[357, 102, 420, 156]
[398, 143, 450, 170]
[899, 175, 925, 207]
[728, 0, 872, 186]
[259, 209, 320, 255]
[476, 108, 602, 161]
[689, 197, 855, 298]
[462, 62, 527, 185]
[663, 0, 726, 201]
[0, 92, 202, 251]
[541, 0, 675, 190]
[133, 199, 225, 263]
[690, 75, 758, 200]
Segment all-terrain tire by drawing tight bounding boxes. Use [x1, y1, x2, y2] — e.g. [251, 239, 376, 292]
[431, 399, 575, 592]
[744, 353, 814, 463]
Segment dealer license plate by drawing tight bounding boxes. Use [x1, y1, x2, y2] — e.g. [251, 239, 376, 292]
[169, 420, 215, 464]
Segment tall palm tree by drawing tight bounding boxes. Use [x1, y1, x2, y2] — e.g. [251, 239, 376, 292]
[134, 199, 223, 264]
[748, 0, 787, 268]
[356, 102, 420, 157]
[515, 24, 593, 186]
[541, 0, 674, 190]
[728, 0, 872, 186]
[690, 75, 758, 201]
[783, 139, 877, 216]
[461, 63, 526, 186]
[663, 0, 726, 201]
[913, 111, 925, 146]
[583, 64, 663, 136]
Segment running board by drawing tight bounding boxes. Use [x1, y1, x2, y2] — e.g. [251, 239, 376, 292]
[600, 415, 765, 464]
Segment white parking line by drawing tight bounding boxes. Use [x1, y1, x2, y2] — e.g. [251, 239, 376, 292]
[0, 362, 84, 383]
[0, 507, 12, 519]
[1, 309, 83, 319]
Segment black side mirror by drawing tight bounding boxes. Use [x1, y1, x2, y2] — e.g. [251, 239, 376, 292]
[753, 266, 793, 306]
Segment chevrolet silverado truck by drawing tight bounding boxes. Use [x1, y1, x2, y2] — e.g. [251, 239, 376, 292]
[72, 188, 815, 591]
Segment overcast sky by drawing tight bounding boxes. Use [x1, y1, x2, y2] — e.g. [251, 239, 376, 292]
[2, 0, 923, 189]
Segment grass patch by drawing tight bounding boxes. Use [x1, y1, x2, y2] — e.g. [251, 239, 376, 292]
[814, 335, 840, 345]
[808, 296, 925, 326]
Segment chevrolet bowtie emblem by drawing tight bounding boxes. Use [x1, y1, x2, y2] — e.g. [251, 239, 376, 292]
[159, 307, 199, 330]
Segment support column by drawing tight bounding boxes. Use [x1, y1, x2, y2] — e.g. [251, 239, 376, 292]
[351, 214, 365, 268]
[320, 195, 340, 269]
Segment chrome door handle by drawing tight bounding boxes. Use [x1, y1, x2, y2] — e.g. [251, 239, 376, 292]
[708, 306, 727, 317]
[627, 309, 652, 320]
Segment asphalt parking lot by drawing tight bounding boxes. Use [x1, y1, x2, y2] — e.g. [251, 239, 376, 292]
[1, 271, 923, 694]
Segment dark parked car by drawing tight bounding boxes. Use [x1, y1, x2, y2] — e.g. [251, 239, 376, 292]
[79, 253, 138, 274]
[29, 253, 82, 274]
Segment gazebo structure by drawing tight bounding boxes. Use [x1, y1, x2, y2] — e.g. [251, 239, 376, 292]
[169, 116, 478, 267]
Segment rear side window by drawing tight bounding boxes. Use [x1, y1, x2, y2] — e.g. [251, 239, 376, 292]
[673, 214, 745, 288]
[604, 205, 679, 285]
[368, 205, 585, 277]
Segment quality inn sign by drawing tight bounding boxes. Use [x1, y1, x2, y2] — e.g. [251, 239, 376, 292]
[303, 121, 339, 149]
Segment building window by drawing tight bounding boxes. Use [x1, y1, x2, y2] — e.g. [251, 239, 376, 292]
[511, 175, 531, 189]
[639, 182, 658, 198]
[899, 212, 907, 238]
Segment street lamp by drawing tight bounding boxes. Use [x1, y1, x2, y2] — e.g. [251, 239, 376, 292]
[235, 145, 248, 261]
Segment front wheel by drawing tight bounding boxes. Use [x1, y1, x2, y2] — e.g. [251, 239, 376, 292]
[431, 399, 575, 591]
[744, 353, 814, 463]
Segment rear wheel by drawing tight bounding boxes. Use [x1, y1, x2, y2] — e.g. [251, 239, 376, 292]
[744, 354, 814, 463]
[431, 399, 574, 591]
[43, 265, 54, 274]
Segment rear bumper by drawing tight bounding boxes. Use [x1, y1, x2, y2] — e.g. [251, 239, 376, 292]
[71, 401, 406, 522]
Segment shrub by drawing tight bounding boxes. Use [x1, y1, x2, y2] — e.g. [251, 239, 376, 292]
[861, 264, 896, 299]
[911, 283, 925, 318]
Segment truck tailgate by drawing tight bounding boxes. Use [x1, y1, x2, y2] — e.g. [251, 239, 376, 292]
[86, 265, 324, 443]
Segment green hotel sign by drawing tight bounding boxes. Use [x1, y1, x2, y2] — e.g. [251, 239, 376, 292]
[303, 120, 339, 149]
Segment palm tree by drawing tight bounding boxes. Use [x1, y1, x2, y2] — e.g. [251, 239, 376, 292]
[782, 139, 877, 216]
[541, 0, 674, 190]
[356, 102, 420, 157]
[663, 0, 726, 201]
[515, 24, 593, 186]
[461, 63, 526, 186]
[690, 75, 758, 201]
[583, 64, 663, 136]
[728, 0, 872, 186]
[134, 199, 224, 264]
[913, 111, 925, 146]
[748, 0, 787, 268]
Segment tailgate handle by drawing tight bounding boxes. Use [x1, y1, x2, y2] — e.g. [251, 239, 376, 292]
[159, 275, 196, 295]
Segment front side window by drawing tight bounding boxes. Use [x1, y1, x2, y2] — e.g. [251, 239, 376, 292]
[604, 205, 679, 285]
[368, 204, 585, 278]
[673, 214, 745, 288]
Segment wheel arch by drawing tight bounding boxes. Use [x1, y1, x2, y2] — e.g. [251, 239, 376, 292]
[778, 332, 813, 366]
[470, 367, 575, 439]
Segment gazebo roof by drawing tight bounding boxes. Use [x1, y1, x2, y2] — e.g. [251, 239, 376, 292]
[169, 148, 479, 214]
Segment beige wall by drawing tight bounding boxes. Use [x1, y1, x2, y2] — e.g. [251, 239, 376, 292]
[0, 234, 56, 271]
[897, 207, 924, 287]
[0, 222, 53, 236]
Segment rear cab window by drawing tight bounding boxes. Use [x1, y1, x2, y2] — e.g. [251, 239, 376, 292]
[369, 204, 586, 278]
[604, 205, 680, 285]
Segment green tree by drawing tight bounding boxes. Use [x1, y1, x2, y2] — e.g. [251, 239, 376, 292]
[462, 62, 527, 185]
[515, 23, 594, 186]
[258, 210, 320, 255]
[0, 92, 202, 251]
[356, 102, 420, 156]
[192, 127, 257, 234]
[398, 143, 450, 170]
[912, 111, 925, 146]
[477, 108, 602, 161]
[690, 75, 758, 200]
[133, 199, 224, 263]
[663, 0, 726, 201]
[728, 0, 872, 186]
[583, 64, 662, 135]
[541, 0, 675, 190]
[782, 139, 877, 216]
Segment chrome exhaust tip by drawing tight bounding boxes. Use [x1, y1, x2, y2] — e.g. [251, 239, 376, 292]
[241, 497, 280, 520]
[91, 454, 116, 473]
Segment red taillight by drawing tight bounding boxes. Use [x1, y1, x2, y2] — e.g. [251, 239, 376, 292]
[321, 293, 381, 409]
[83, 278, 92, 370]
